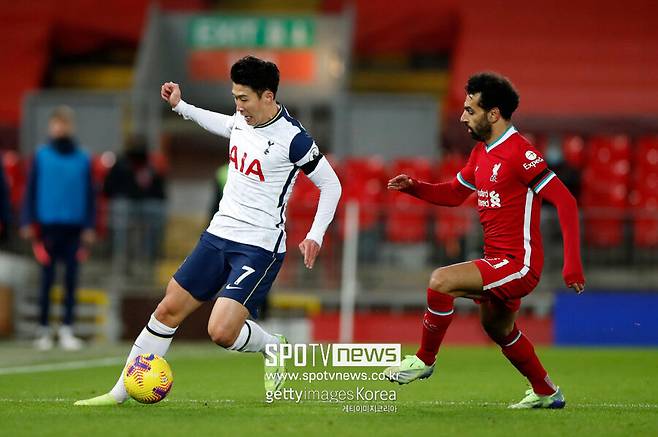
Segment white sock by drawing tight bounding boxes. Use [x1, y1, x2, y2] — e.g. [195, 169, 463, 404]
[109, 313, 177, 402]
[227, 320, 279, 353]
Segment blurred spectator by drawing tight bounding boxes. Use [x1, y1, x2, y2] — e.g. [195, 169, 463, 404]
[0, 160, 10, 241]
[20, 106, 96, 351]
[545, 135, 580, 199]
[542, 135, 581, 268]
[103, 135, 167, 272]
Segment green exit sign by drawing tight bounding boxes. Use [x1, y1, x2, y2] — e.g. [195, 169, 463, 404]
[188, 16, 316, 49]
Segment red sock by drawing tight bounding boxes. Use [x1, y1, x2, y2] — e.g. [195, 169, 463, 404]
[498, 325, 556, 395]
[416, 288, 454, 366]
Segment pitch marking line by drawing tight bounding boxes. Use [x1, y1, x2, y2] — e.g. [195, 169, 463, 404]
[0, 398, 236, 404]
[0, 357, 124, 376]
[0, 398, 655, 409]
[417, 400, 658, 409]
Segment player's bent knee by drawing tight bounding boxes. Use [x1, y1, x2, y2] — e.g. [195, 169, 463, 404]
[208, 324, 240, 348]
[481, 322, 513, 344]
[429, 268, 455, 294]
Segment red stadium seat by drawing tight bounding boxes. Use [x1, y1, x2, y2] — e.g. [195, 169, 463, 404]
[384, 189, 430, 243]
[430, 153, 475, 253]
[334, 157, 386, 237]
[581, 136, 631, 248]
[630, 182, 658, 248]
[390, 157, 434, 182]
[562, 135, 586, 169]
[635, 137, 658, 169]
[589, 135, 631, 160]
[383, 158, 436, 243]
[633, 137, 658, 194]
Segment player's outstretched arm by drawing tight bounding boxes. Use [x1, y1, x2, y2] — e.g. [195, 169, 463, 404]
[539, 177, 585, 293]
[161, 81, 234, 138]
[300, 157, 342, 269]
[388, 174, 471, 207]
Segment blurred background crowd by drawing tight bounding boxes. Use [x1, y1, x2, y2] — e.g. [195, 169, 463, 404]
[0, 0, 656, 349]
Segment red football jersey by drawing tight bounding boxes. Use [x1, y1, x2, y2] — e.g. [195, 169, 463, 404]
[456, 126, 556, 276]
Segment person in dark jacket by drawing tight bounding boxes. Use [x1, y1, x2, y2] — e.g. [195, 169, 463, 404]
[21, 106, 96, 351]
[103, 135, 166, 271]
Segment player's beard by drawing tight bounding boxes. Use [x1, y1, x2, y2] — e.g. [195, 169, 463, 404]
[468, 117, 492, 142]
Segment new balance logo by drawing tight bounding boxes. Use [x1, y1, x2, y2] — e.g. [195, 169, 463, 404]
[484, 258, 510, 269]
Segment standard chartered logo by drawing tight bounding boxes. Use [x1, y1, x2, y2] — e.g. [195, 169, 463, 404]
[477, 190, 502, 208]
[490, 191, 501, 207]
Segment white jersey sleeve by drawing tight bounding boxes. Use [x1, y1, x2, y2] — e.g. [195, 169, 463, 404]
[305, 157, 341, 246]
[173, 100, 235, 138]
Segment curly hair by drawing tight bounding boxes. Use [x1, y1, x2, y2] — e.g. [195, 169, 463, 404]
[465, 72, 519, 120]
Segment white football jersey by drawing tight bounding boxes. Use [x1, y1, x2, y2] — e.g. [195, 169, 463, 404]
[174, 101, 320, 253]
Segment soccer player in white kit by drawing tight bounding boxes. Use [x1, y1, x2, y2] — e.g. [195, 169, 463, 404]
[75, 56, 342, 406]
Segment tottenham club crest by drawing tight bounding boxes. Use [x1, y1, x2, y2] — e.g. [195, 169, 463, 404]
[264, 140, 274, 155]
[490, 162, 502, 182]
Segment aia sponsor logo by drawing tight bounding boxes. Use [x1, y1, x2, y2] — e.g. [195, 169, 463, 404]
[229, 145, 265, 181]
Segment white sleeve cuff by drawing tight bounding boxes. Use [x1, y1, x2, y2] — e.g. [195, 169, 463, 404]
[172, 99, 189, 114]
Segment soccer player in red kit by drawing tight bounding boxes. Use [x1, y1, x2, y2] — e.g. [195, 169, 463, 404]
[384, 72, 585, 409]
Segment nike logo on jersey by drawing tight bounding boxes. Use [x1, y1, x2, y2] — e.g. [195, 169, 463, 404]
[225, 284, 242, 290]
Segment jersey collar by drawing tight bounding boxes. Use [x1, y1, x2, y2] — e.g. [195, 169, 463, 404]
[485, 125, 517, 152]
[254, 104, 283, 129]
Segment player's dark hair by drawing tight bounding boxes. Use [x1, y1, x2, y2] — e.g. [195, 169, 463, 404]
[465, 72, 519, 120]
[230, 56, 280, 97]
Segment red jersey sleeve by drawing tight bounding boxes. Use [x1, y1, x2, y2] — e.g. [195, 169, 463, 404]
[402, 147, 476, 206]
[513, 144, 556, 194]
[455, 146, 478, 191]
[515, 142, 585, 286]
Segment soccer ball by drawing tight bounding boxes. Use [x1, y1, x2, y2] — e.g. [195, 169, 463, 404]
[123, 354, 173, 404]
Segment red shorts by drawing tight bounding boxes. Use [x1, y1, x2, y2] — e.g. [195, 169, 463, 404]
[473, 256, 540, 312]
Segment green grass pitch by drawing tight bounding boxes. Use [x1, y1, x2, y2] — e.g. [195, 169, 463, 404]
[0, 343, 657, 436]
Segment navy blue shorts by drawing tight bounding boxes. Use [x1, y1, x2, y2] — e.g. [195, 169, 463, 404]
[173, 232, 285, 318]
